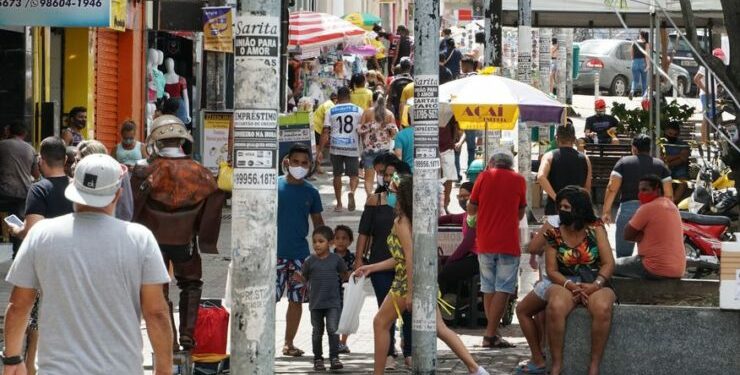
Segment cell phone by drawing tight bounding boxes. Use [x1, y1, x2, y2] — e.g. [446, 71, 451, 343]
[3, 214, 23, 228]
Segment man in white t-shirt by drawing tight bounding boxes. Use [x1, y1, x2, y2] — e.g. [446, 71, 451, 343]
[693, 48, 726, 143]
[319, 86, 363, 212]
[3, 154, 172, 374]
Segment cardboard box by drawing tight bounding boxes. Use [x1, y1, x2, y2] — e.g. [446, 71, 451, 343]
[720, 241, 740, 310]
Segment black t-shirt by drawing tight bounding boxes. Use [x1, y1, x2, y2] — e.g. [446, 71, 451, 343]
[397, 36, 412, 60]
[358, 196, 396, 265]
[545, 148, 589, 215]
[585, 114, 619, 143]
[24, 176, 74, 218]
[613, 154, 671, 202]
[439, 66, 453, 85]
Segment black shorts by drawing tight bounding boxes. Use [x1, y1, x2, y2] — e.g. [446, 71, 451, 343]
[330, 154, 360, 177]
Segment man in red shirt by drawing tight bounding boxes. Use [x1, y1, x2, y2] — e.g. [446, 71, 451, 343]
[617, 174, 686, 279]
[467, 148, 526, 348]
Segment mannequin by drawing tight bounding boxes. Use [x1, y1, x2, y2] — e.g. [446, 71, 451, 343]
[154, 50, 166, 100]
[163, 58, 191, 124]
[146, 49, 159, 132]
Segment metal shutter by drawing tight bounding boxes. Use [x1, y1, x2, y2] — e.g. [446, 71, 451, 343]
[95, 29, 119, 150]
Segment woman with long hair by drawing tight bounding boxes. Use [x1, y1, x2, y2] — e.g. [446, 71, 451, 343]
[358, 91, 398, 195]
[355, 174, 489, 375]
[544, 186, 616, 375]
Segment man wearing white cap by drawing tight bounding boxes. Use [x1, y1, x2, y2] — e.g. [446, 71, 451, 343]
[3, 154, 172, 374]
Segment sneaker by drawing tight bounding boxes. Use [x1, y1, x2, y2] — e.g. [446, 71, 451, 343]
[337, 343, 350, 354]
[472, 366, 490, 375]
[330, 358, 344, 370]
[314, 358, 326, 371]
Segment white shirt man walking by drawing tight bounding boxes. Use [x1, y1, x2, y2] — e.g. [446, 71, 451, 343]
[3, 154, 173, 374]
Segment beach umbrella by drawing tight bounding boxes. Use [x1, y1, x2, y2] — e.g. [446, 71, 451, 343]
[289, 11, 366, 51]
[439, 67, 565, 130]
[343, 12, 382, 31]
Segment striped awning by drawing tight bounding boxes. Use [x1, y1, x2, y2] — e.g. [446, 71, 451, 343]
[289, 11, 366, 51]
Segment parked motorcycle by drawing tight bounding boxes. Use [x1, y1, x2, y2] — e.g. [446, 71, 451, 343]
[677, 145, 737, 219]
[681, 211, 734, 278]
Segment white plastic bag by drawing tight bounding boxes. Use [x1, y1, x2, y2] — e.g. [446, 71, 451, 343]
[337, 274, 367, 335]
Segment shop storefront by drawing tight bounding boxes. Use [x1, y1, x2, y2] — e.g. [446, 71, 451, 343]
[0, 1, 146, 149]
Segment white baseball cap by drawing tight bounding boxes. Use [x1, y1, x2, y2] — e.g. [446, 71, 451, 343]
[65, 154, 123, 208]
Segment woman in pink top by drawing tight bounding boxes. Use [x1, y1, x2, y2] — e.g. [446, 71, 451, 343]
[358, 92, 398, 195]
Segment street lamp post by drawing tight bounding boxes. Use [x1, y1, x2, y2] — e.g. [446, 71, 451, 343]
[412, 0, 440, 373]
[229, 0, 281, 373]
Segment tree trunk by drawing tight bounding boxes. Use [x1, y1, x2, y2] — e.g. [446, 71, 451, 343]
[679, 0, 740, 100]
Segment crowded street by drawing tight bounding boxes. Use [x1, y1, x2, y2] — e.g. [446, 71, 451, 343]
[2, 0, 740, 374]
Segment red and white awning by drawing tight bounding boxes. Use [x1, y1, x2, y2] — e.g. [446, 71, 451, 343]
[289, 11, 366, 51]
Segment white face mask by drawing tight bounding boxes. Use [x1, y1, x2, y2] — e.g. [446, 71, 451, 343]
[288, 166, 308, 180]
[376, 174, 385, 186]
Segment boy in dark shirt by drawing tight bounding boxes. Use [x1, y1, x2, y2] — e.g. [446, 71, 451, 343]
[295, 226, 349, 371]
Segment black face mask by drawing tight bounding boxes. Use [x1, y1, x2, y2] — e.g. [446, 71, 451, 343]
[459, 199, 468, 210]
[558, 210, 585, 230]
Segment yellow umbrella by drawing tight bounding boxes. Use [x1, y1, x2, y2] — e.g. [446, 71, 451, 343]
[343, 12, 381, 31]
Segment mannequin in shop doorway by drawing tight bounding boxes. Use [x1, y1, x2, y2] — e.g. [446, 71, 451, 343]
[163, 58, 191, 125]
[146, 49, 160, 133]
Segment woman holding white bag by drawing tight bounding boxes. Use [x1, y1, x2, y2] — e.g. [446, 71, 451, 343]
[354, 173, 490, 375]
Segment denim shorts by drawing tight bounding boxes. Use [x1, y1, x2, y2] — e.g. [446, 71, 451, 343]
[532, 275, 581, 301]
[478, 253, 520, 294]
[361, 149, 384, 169]
[700, 94, 717, 119]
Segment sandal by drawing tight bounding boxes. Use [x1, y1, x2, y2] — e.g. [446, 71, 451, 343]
[348, 193, 356, 211]
[282, 346, 304, 357]
[313, 358, 326, 371]
[515, 361, 547, 374]
[481, 335, 516, 348]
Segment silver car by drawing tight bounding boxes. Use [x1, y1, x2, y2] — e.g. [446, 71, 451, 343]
[573, 39, 691, 97]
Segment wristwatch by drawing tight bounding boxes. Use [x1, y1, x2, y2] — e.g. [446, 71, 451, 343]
[1, 352, 23, 366]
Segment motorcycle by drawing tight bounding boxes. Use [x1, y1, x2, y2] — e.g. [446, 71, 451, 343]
[677, 144, 737, 219]
[681, 211, 735, 278]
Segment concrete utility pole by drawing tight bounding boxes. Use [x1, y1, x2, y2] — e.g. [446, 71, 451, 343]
[230, 0, 281, 373]
[556, 28, 567, 104]
[517, 0, 532, 202]
[538, 28, 551, 93]
[484, 0, 504, 158]
[484, 0, 503, 67]
[412, 0, 440, 373]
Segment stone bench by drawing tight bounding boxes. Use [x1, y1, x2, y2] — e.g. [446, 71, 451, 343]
[562, 279, 739, 374]
[610, 277, 719, 306]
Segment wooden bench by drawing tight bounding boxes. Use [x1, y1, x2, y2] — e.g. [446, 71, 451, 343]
[584, 144, 632, 203]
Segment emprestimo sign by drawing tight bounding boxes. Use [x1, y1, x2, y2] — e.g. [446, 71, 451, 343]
[0, 0, 112, 27]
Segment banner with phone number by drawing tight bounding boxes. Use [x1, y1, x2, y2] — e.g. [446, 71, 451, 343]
[0, 0, 111, 27]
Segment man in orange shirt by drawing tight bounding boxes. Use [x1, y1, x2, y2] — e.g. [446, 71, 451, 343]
[617, 174, 686, 279]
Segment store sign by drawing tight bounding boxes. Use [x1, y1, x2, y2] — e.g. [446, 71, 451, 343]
[0, 0, 112, 27]
[203, 111, 233, 175]
[278, 112, 311, 175]
[455, 8, 473, 22]
[110, 0, 127, 31]
[203, 6, 233, 53]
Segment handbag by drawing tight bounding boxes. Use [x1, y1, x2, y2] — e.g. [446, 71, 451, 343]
[217, 161, 233, 192]
[192, 301, 230, 363]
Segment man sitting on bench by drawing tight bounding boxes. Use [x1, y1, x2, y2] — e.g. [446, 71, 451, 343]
[615, 175, 686, 279]
[661, 121, 691, 203]
[581, 99, 620, 146]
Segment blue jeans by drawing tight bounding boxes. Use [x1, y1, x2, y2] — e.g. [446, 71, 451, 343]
[310, 308, 340, 360]
[615, 200, 640, 257]
[465, 130, 479, 169]
[370, 271, 412, 357]
[631, 58, 647, 95]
